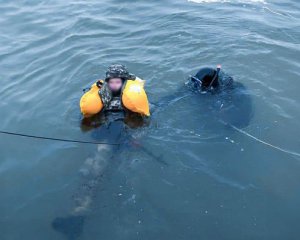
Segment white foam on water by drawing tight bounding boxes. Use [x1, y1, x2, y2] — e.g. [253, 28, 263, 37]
[188, 0, 266, 4]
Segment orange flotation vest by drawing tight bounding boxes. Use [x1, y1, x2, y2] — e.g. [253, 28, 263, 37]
[80, 78, 150, 118]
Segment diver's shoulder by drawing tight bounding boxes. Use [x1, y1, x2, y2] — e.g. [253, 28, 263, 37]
[220, 74, 247, 92]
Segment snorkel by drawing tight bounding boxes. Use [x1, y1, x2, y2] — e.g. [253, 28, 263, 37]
[208, 64, 222, 90]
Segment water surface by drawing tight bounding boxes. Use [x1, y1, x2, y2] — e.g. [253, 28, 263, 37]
[0, 0, 300, 239]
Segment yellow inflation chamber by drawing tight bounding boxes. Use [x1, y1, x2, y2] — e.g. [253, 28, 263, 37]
[80, 78, 150, 117]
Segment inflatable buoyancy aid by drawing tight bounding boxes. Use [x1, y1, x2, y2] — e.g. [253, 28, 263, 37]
[122, 79, 150, 116]
[80, 78, 150, 117]
[80, 82, 104, 118]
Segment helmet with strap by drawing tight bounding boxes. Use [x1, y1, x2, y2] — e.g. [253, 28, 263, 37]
[105, 64, 133, 82]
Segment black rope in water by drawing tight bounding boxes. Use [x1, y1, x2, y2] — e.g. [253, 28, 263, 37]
[0, 130, 120, 146]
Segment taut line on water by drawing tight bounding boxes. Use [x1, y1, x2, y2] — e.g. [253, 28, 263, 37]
[0, 130, 120, 146]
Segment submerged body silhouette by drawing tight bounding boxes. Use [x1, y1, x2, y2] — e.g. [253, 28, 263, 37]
[52, 111, 160, 240]
[52, 111, 142, 239]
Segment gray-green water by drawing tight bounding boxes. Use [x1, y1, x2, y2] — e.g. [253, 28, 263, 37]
[1, 0, 300, 239]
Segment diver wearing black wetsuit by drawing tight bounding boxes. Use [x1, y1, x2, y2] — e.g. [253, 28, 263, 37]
[187, 65, 253, 128]
[155, 66, 253, 129]
[53, 65, 147, 239]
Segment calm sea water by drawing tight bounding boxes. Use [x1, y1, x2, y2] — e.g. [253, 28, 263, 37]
[1, 0, 300, 239]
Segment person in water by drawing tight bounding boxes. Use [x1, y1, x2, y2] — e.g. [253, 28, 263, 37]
[80, 64, 149, 130]
[156, 65, 253, 129]
[53, 65, 151, 239]
[187, 65, 253, 128]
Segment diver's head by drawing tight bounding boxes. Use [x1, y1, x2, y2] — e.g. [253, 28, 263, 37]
[105, 64, 136, 94]
[191, 66, 221, 91]
[105, 64, 129, 94]
[105, 64, 130, 82]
